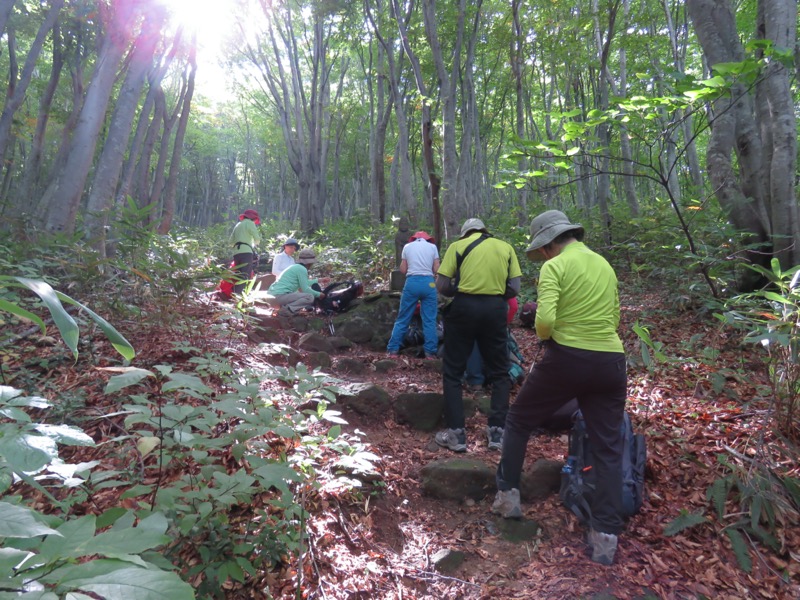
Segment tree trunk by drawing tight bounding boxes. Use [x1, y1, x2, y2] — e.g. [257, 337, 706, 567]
[84, 5, 167, 248]
[0, 0, 15, 39]
[43, 2, 138, 233]
[19, 18, 64, 207]
[687, 0, 796, 285]
[158, 38, 196, 234]
[0, 0, 64, 170]
[394, 0, 441, 241]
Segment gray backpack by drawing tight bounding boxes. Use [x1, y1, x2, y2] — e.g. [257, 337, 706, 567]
[559, 411, 646, 523]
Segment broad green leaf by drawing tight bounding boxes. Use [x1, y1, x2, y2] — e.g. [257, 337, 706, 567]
[33, 424, 95, 446]
[0, 547, 33, 575]
[0, 386, 51, 409]
[0, 502, 62, 538]
[252, 463, 302, 493]
[0, 298, 46, 333]
[10, 277, 79, 359]
[0, 386, 22, 402]
[0, 430, 56, 472]
[38, 516, 97, 560]
[0, 593, 59, 600]
[104, 368, 155, 394]
[63, 567, 194, 600]
[136, 436, 161, 456]
[55, 291, 135, 361]
[161, 373, 213, 395]
[89, 518, 169, 556]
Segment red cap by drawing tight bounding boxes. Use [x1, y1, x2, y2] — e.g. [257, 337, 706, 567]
[409, 230, 435, 243]
[240, 209, 260, 225]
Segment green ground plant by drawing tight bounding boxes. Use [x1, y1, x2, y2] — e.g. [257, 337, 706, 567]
[0, 233, 380, 598]
[665, 258, 800, 574]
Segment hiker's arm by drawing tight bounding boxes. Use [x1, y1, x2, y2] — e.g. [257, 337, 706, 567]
[399, 259, 408, 275]
[506, 276, 521, 296]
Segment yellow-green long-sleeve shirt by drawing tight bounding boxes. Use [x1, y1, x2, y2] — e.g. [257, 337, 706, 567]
[535, 241, 623, 353]
[231, 218, 260, 252]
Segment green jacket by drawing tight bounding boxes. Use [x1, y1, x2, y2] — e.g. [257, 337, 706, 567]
[536, 242, 623, 353]
[268, 264, 321, 298]
[231, 219, 260, 253]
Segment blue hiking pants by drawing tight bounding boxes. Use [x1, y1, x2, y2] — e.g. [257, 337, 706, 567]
[387, 275, 438, 355]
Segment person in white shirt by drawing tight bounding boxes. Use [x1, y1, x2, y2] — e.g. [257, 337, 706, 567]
[272, 238, 300, 276]
[386, 231, 440, 358]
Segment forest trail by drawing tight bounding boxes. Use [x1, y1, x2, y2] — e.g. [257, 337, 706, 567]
[222, 281, 799, 599]
[9, 278, 798, 599]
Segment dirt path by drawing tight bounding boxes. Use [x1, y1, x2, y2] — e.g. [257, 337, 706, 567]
[279, 289, 799, 599]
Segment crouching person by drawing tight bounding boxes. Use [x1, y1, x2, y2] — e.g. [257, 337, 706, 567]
[267, 248, 325, 315]
[493, 210, 627, 566]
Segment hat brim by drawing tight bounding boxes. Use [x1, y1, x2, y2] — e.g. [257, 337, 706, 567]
[525, 224, 584, 260]
[460, 228, 488, 239]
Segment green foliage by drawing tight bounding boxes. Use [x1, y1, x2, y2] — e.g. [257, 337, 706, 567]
[0, 277, 135, 362]
[663, 510, 708, 536]
[716, 259, 800, 440]
[0, 386, 194, 599]
[312, 214, 397, 286]
[0, 233, 380, 597]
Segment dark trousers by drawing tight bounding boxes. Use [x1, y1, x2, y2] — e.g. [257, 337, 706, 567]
[496, 340, 627, 535]
[233, 252, 254, 293]
[442, 294, 510, 429]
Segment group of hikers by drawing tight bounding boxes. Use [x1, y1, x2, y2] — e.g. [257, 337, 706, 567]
[228, 208, 627, 566]
[228, 209, 326, 315]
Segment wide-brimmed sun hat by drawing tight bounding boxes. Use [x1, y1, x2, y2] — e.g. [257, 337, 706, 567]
[296, 248, 317, 265]
[283, 237, 300, 249]
[409, 230, 435, 243]
[459, 218, 488, 239]
[240, 209, 261, 224]
[525, 210, 584, 259]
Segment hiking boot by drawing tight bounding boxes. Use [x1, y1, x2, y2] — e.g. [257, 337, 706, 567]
[424, 353, 438, 360]
[486, 426, 503, 451]
[386, 350, 399, 357]
[434, 428, 467, 452]
[491, 488, 522, 519]
[587, 529, 618, 565]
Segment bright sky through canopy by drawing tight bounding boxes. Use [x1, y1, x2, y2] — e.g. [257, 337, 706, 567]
[155, 0, 241, 102]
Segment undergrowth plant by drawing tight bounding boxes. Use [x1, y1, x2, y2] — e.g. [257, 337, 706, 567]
[665, 258, 800, 575]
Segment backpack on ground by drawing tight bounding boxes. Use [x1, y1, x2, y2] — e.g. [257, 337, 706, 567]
[315, 280, 364, 314]
[559, 410, 646, 524]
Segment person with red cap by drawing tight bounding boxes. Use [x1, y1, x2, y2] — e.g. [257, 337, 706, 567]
[386, 230, 440, 358]
[230, 209, 261, 293]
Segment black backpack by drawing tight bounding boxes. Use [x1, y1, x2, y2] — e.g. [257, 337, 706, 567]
[315, 280, 364, 314]
[559, 410, 646, 524]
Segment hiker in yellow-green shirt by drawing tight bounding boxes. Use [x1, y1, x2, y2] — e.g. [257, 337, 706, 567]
[230, 209, 261, 293]
[493, 210, 627, 567]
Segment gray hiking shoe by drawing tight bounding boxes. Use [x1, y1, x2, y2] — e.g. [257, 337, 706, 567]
[587, 529, 618, 565]
[486, 426, 503, 451]
[434, 428, 467, 452]
[491, 488, 523, 519]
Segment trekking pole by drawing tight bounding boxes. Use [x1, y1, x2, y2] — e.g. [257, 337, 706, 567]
[326, 314, 335, 335]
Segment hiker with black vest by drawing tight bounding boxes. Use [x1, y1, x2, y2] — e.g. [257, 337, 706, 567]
[230, 209, 261, 293]
[492, 210, 627, 566]
[434, 218, 522, 452]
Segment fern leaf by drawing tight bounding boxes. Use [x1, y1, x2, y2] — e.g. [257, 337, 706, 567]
[706, 477, 730, 519]
[725, 528, 752, 573]
[663, 510, 707, 536]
